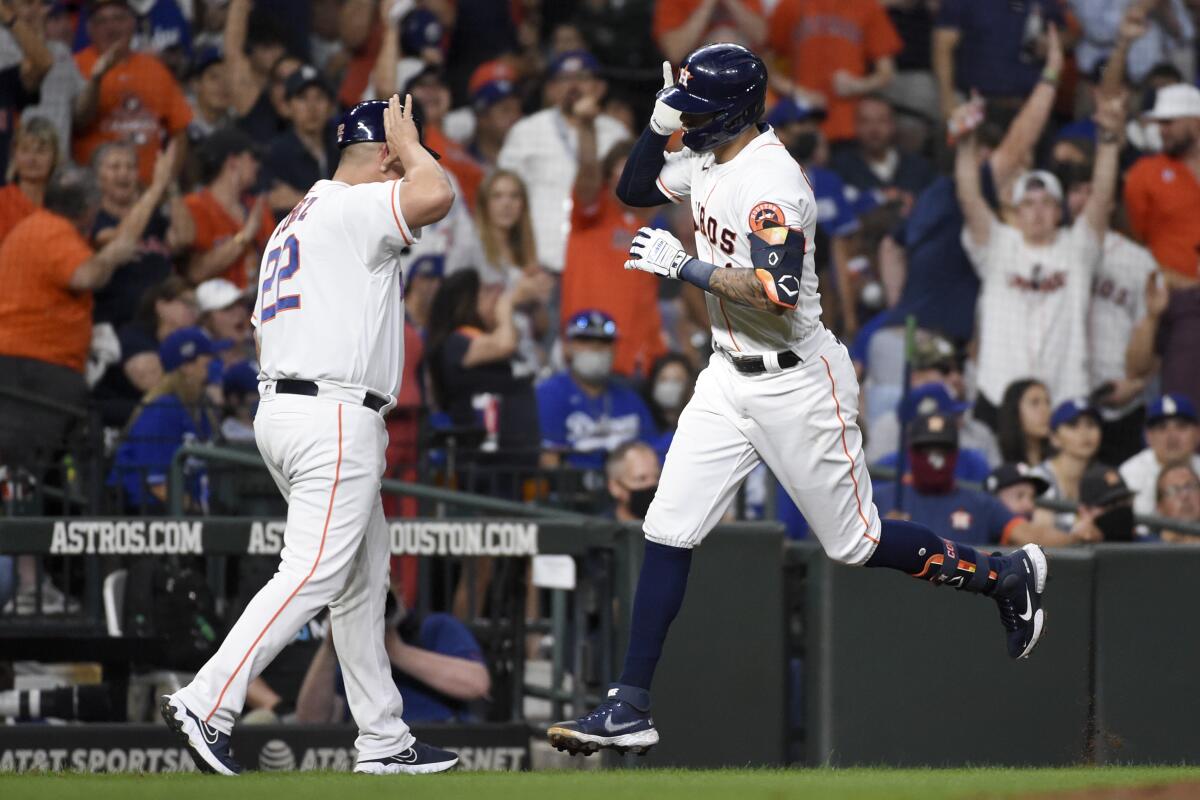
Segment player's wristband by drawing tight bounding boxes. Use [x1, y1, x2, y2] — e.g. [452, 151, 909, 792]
[679, 258, 716, 291]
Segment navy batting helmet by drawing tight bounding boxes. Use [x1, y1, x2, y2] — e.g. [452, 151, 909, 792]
[336, 99, 441, 160]
[659, 43, 767, 153]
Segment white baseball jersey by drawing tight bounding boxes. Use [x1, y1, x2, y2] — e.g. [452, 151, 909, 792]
[655, 126, 822, 355]
[1089, 231, 1155, 417]
[251, 179, 419, 398]
[962, 216, 1101, 406]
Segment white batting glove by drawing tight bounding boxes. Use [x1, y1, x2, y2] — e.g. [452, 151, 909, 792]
[650, 61, 683, 136]
[625, 226, 692, 279]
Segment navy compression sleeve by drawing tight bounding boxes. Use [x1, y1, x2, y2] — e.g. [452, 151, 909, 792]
[615, 126, 672, 207]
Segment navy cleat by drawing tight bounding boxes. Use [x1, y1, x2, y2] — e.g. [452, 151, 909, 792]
[159, 694, 241, 775]
[547, 683, 660, 756]
[354, 741, 459, 774]
[992, 543, 1048, 659]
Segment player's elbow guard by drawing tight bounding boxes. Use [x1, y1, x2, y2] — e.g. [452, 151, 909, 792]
[750, 225, 807, 311]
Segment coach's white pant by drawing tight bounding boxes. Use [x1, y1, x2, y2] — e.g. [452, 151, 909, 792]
[645, 329, 881, 565]
[175, 393, 411, 759]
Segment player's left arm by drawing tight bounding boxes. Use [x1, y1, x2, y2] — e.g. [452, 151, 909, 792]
[625, 224, 805, 316]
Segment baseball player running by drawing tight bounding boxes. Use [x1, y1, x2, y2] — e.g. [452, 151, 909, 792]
[161, 95, 459, 775]
[548, 44, 1048, 757]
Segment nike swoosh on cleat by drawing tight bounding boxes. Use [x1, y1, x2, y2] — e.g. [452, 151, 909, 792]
[1018, 587, 1034, 622]
[199, 719, 221, 745]
[603, 718, 643, 734]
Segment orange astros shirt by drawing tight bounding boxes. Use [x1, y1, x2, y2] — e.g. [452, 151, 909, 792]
[0, 183, 36, 245]
[1124, 154, 1200, 279]
[73, 48, 192, 184]
[561, 190, 666, 378]
[0, 210, 96, 372]
[768, 0, 902, 143]
[184, 189, 276, 289]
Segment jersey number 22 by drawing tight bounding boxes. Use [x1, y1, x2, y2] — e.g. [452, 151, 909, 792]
[261, 234, 300, 323]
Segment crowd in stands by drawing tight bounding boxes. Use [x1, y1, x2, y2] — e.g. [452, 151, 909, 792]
[0, 0, 1199, 719]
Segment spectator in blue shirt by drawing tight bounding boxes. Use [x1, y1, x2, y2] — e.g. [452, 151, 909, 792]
[296, 595, 490, 725]
[829, 95, 936, 217]
[536, 310, 657, 471]
[870, 382, 998, 483]
[111, 326, 216, 511]
[874, 413, 1087, 547]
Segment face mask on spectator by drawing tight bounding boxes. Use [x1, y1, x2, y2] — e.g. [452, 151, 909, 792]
[572, 349, 613, 383]
[653, 379, 686, 410]
[1094, 506, 1134, 542]
[626, 484, 658, 519]
[787, 132, 819, 162]
[909, 447, 958, 494]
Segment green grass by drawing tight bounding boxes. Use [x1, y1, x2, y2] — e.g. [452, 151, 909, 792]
[2, 767, 1199, 800]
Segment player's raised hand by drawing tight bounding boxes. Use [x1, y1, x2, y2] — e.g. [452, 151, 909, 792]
[382, 93, 421, 173]
[624, 226, 692, 279]
[651, 61, 683, 136]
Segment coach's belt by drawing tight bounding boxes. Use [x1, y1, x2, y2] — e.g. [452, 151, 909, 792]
[729, 350, 802, 375]
[273, 379, 389, 413]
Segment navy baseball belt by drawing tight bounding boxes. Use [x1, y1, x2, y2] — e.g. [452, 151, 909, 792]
[729, 350, 802, 375]
[274, 379, 389, 413]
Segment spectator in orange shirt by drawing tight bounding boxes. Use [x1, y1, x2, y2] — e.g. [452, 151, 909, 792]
[654, 0, 766, 65]
[183, 128, 272, 289]
[768, 0, 902, 144]
[1124, 83, 1200, 287]
[0, 116, 57, 244]
[0, 148, 174, 469]
[71, 0, 192, 185]
[561, 95, 665, 379]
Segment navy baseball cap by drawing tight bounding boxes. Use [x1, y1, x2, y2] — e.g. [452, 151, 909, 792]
[899, 383, 970, 424]
[907, 412, 958, 449]
[470, 60, 518, 111]
[160, 327, 215, 372]
[1146, 393, 1198, 426]
[566, 309, 617, 341]
[1050, 397, 1101, 430]
[1079, 463, 1136, 507]
[222, 360, 259, 396]
[986, 462, 1050, 496]
[190, 47, 223, 80]
[765, 97, 826, 127]
[400, 7, 444, 55]
[336, 99, 441, 160]
[549, 50, 601, 79]
[284, 64, 333, 100]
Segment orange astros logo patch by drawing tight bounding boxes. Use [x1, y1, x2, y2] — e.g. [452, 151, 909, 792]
[749, 202, 783, 231]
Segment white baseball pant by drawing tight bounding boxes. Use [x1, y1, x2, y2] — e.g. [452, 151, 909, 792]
[644, 328, 881, 565]
[175, 389, 411, 759]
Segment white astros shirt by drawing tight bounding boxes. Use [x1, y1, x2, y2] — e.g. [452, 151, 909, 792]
[656, 126, 821, 355]
[1089, 231, 1156, 417]
[251, 178, 419, 398]
[962, 216, 1101, 406]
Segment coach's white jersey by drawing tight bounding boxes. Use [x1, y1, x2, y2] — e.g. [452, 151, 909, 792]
[251, 178, 420, 398]
[655, 126, 821, 355]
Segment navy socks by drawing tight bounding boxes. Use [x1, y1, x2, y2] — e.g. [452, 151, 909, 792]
[618, 540, 693, 690]
[866, 519, 998, 594]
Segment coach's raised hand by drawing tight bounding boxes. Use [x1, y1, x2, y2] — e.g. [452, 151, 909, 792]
[383, 93, 454, 229]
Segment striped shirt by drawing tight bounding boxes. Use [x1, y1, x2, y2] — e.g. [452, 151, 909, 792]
[1089, 231, 1156, 418]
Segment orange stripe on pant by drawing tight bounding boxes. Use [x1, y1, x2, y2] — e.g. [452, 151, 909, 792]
[820, 355, 876, 544]
[205, 403, 345, 722]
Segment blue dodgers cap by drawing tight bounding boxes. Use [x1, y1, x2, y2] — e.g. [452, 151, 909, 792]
[222, 360, 260, 396]
[899, 383, 970, 424]
[159, 327, 215, 372]
[1146, 393, 1198, 426]
[764, 97, 826, 127]
[1050, 397, 1101, 430]
[549, 50, 601, 79]
[565, 309, 617, 341]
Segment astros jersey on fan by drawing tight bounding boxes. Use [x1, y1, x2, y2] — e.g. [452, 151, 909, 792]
[252, 177, 418, 399]
[657, 125, 821, 353]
